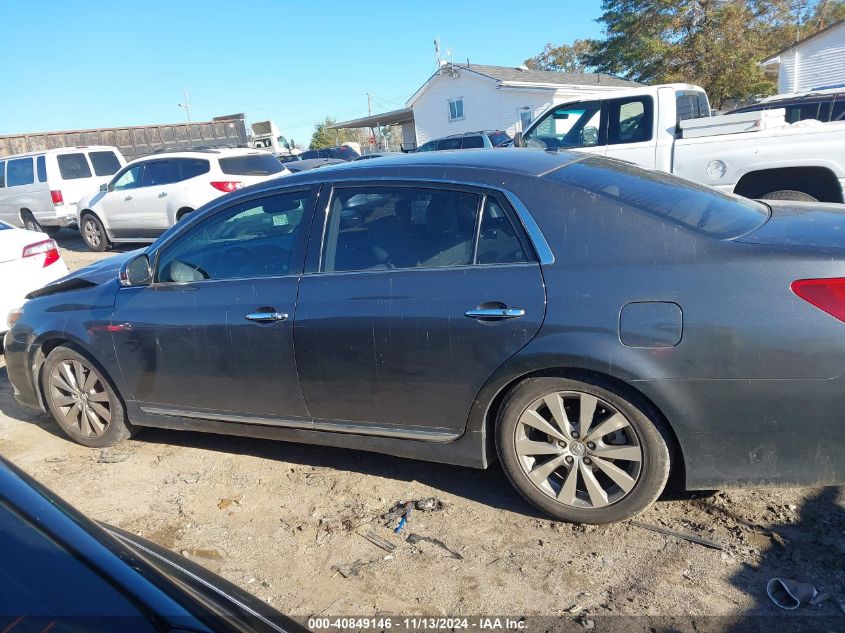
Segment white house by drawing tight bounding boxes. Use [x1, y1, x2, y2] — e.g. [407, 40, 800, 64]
[761, 20, 845, 93]
[331, 63, 639, 150]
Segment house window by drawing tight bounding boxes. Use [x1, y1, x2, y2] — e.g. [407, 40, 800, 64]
[448, 98, 464, 121]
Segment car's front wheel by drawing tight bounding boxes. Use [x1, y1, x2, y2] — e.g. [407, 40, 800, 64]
[43, 346, 134, 448]
[496, 377, 671, 524]
[80, 214, 111, 252]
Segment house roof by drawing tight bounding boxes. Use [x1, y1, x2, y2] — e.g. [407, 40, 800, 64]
[461, 64, 641, 88]
[406, 63, 641, 106]
[763, 19, 845, 64]
[330, 108, 414, 130]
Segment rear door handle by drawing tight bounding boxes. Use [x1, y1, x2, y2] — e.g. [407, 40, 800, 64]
[245, 311, 288, 323]
[124, 195, 133, 201]
[465, 307, 525, 320]
[158, 192, 168, 198]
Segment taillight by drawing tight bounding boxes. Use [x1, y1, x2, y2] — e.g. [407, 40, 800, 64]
[22, 239, 60, 267]
[210, 181, 243, 193]
[50, 190, 64, 205]
[791, 278, 845, 323]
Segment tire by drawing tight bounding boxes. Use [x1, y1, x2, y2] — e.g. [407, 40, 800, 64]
[22, 213, 42, 233]
[175, 208, 194, 222]
[42, 345, 134, 448]
[496, 377, 671, 524]
[761, 189, 818, 202]
[80, 214, 111, 252]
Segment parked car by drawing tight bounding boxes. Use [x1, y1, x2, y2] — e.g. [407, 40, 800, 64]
[297, 146, 360, 161]
[284, 158, 346, 173]
[0, 455, 305, 631]
[0, 220, 68, 336]
[352, 152, 404, 161]
[277, 153, 304, 164]
[75, 148, 290, 252]
[518, 83, 845, 203]
[416, 131, 512, 152]
[0, 146, 125, 233]
[727, 86, 845, 124]
[6, 150, 845, 524]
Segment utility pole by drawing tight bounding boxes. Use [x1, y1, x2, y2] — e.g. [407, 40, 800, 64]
[367, 92, 372, 116]
[178, 87, 192, 124]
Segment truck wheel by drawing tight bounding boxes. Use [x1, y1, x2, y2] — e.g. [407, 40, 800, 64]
[761, 190, 818, 202]
[22, 213, 43, 233]
[496, 377, 672, 524]
[80, 214, 111, 252]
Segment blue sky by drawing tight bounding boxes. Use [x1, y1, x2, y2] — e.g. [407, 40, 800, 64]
[2, 0, 604, 145]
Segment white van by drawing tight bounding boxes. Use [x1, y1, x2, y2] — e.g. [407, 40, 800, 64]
[0, 147, 126, 233]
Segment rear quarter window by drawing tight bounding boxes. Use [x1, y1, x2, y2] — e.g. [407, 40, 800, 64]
[549, 157, 770, 239]
[88, 151, 122, 176]
[0, 161, 5, 188]
[218, 154, 285, 176]
[461, 136, 484, 149]
[57, 153, 93, 180]
[6, 158, 34, 186]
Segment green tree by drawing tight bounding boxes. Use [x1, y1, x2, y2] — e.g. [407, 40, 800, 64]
[525, 40, 594, 72]
[526, 0, 845, 109]
[309, 117, 340, 149]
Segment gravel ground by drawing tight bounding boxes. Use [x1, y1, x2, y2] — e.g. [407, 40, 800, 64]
[1, 230, 843, 627]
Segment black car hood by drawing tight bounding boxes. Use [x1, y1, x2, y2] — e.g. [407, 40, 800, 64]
[27, 250, 141, 299]
[736, 201, 845, 249]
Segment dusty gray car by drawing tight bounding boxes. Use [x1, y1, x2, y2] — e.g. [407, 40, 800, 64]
[5, 149, 845, 523]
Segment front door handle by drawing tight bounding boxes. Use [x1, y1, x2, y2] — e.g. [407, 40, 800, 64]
[124, 195, 133, 201]
[245, 311, 288, 323]
[465, 307, 525, 320]
[158, 192, 168, 198]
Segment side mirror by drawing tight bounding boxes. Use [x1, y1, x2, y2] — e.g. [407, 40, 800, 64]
[119, 254, 152, 287]
[513, 132, 524, 147]
[99, 183, 108, 192]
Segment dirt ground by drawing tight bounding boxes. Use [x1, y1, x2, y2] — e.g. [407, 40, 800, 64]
[1, 231, 843, 627]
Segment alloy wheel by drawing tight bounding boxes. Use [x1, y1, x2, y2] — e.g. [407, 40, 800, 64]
[48, 359, 112, 438]
[25, 218, 41, 232]
[514, 391, 642, 508]
[83, 219, 101, 247]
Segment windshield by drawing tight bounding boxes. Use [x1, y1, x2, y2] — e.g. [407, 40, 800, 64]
[524, 101, 601, 149]
[549, 157, 770, 239]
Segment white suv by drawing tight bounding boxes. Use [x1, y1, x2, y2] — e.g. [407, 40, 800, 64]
[0, 146, 126, 234]
[76, 148, 290, 251]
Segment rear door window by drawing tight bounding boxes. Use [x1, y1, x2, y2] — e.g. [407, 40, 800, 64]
[322, 186, 481, 272]
[36, 156, 47, 182]
[175, 158, 210, 181]
[833, 98, 845, 122]
[57, 153, 93, 180]
[475, 197, 529, 264]
[7, 158, 35, 186]
[437, 138, 462, 150]
[140, 161, 175, 187]
[461, 136, 484, 149]
[607, 96, 654, 145]
[88, 150, 122, 176]
[219, 154, 285, 176]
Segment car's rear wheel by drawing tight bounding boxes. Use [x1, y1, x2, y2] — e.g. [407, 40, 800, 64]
[80, 214, 110, 252]
[22, 212, 42, 233]
[496, 377, 671, 524]
[761, 189, 818, 202]
[43, 346, 134, 448]
[175, 208, 194, 222]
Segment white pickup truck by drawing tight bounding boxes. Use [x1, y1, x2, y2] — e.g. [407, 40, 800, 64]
[517, 83, 845, 203]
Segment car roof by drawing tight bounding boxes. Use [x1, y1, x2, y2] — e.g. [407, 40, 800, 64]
[441, 131, 508, 139]
[237, 149, 583, 194]
[0, 146, 121, 160]
[125, 148, 272, 165]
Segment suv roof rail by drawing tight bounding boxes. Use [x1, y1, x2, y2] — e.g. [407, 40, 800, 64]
[150, 146, 223, 155]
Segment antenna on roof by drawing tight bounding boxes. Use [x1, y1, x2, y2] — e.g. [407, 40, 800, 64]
[434, 37, 441, 70]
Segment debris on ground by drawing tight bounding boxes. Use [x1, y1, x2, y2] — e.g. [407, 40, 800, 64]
[182, 473, 200, 484]
[331, 559, 368, 578]
[629, 520, 725, 550]
[218, 495, 242, 511]
[97, 449, 131, 464]
[766, 578, 818, 610]
[44, 456, 67, 463]
[406, 532, 463, 560]
[359, 530, 396, 552]
[382, 498, 444, 533]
